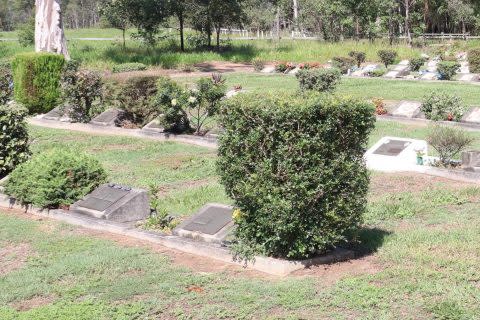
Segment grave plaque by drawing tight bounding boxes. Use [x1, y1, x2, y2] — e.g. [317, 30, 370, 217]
[420, 72, 437, 80]
[71, 183, 150, 222]
[90, 109, 124, 126]
[463, 107, 480, 124]
[462, 151, 480, 171]
[390, 101, 422, 118]
[399, 60, 409, 66]
[261, 66, 276, 73]
[459, 74, 478, 82]
[142, 118, 165, 133]
[373, 140, 411, 156]
[173, 204, 234, 244]
[393, 64, 408, 72]
[384, 71, 399, 78]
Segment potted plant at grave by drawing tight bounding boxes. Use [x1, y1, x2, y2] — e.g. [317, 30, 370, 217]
[416, 149, 425, 165]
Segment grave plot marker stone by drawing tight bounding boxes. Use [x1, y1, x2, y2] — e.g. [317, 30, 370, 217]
[462, 107, 480, 124]
[462, 151, 480, 172]
[420, 72, 437, 80]
[427, 60, 438, 72]
[173, 204, 235, 244]
[142, 118, 164, 133]
[71, 183, 150, 222]
[42, 106, 70, 121]
[399, 60, 409, 66]
[390, 101, 422, 118]
[384, 70, 400, 78]
[90, 109, 124, 126]
[458, 74, 478, 82]
[261, 66, 276, 73]
[226, 89, 247, 99]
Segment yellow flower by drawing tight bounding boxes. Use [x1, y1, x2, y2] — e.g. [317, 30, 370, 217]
[232, 209, 242, 222]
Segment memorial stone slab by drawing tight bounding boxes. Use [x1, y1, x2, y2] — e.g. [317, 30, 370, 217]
[427, 60, 438, 72]
[43, 106, 69, 121]
[226, 89, 247, 99]
[390, 101, 422, 118]
[384, 70, 400, 78]
[71, 183, 150, 222]
[261, 66, 276, 73]
[142, 118, 164, 133]
[399, 60, 409, 66]
[289, 67, 300, 75]
[462, 107, 480, 124]
[393, 64, 408, 72]
[458, 74, 478, 82]
[420, 72, 437, 80]
[173, 204, 234, 244]
[462, 151, 480, 171]
[90, 109, 124, 126]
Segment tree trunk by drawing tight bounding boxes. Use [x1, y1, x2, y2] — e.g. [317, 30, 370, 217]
[405, 0, 412, 46]
[35, 0, 69, 59]
[292, 0, 299, 32]
[122, 28, 126, 49]
[178, 10, 185, 52]
[216, 27, 221, 50]
[355, 14, 360, 41]
[276, 6, 281, 40]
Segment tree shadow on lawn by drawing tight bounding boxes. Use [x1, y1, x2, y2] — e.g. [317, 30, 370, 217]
[351, 227, 392, 258]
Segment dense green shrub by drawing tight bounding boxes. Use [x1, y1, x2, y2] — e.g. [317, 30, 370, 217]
[468, 48, 480, 73]
[427, 125, 474, 167]
[348, 51, 366, 68]
[421, 92, 465, 121]
[437, 61, 460, 80]
[61, 68, 104, 123]
[112, 63, 147, 73]
[5, 149, 107, 209]
[332, 56, 355, 74]
[409, 57, 426, 71]
[218, 92, 376, 260]
[12, 52, 65, 114]
[0, 61, 13, 104]
[366, 67, 387, 77]
[0, 103, 30, 179]
[187, 74, 227, 135]
[154, 77, 190, 133]
[296, 68, 341, 92]
[117, 76, 158, 125]
[17, 18, 34, 47]
[377, 50, 397, 67]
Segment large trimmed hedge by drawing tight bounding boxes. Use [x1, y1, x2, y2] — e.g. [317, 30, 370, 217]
[12, 52, 65, 114]
[0, 103, 30, 179]
[218, 93, 376, 260]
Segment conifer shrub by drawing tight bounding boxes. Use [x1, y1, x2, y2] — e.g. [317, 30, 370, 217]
[218, 92, 376, 261]
[12, 52, 65, 114]
[296, 68, 341, 92]
[377, 50, 397, 67]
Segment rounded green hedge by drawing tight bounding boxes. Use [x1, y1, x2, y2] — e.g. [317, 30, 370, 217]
[218, 92, 376, 260]
[5, 149, 107, 209]
[12, 52, 65, 114]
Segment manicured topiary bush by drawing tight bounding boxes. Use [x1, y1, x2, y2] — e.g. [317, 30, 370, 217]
[348, 51, 366, 68]
[377, 50, 397, 67]
[296, 68, 341, 92]
[421, 92, 466, 121]
[112, 62, 147, 73]
[468, 48, 480, 73]
[332, 56, 355, 74]
[118, 76, 158, 125]
[437, 61, 460, 80]
[5, 149, 107, 209]
[409, 57, 426, 72]
[218, 92, 376, 261]
[12, 53, 65, 114]
[0, 103, 30, 179]
[0, 60, 13, 105]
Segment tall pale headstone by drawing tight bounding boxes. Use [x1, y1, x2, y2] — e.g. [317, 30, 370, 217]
[35, 0, 69, 59]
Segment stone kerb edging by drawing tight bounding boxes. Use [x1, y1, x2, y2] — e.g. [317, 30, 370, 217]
[0, 195, 354, 276]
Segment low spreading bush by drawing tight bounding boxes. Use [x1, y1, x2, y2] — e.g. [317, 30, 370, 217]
[0, 103, 30, 179]
[12, 52, 65, 114]
[61, 62, 104, 123]
[468, 48, 480, 73]
[332, 56, 355, 74]
[5, 149, 107, 209]
[155, 77, 190, 133]
[437, 61, 460, 80]
[252, 58, 266, 72]
[409, 57, 425, 72]
[112, 63, 147, 73]
[296, 68, 341, 92]
[218, 92, 376, 261]
[377, 50, 397, 67]
[0, 61, 13, 104]
[348, 51, 366, 68]
[427, 125, 474, 167]
[421, 92, 465, 121]
[366, 67, 387, 77]
[117, 76, 158, 125]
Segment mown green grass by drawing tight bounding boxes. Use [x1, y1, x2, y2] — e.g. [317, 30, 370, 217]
[1, 177, 479, 319]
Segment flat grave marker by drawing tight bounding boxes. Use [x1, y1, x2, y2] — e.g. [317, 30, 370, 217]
[261, 66, 276, 73]
[458, 74, 478, 82]
[399, 60, 409, 66]
[463, 107, 480, 124]
[173, 204, 234, 244]
[90, 109, 124, 126]
[142, 118, 164, 133]
[43, 106, 70, 121]
[393, 64, 408, 72]
[384, 71, 400, 78]
[420, 72, 437, 80]
[462, 151, 480, 171]
[71, 183, 150, 222]
[373, 139, 412, 157]
[390, 101, 422, 118]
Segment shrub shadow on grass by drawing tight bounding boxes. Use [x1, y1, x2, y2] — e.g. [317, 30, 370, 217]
[352, 227, 392, 258]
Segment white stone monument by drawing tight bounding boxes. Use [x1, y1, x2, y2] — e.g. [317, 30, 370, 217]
[35, 0, 69, 59]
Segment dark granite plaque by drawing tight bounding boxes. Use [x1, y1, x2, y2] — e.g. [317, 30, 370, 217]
[373, 140, 411, 157]
[78, 185, 130, 212]
[182, 206, 233, 235]
[90, 109, 123, 126]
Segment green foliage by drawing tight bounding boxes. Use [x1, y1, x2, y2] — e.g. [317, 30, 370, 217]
[0, 103, 30, 179]
[366, 67, 387, 77]
[218, 92, 376, 260]
[145, 184, 178, 231]
[0, 60, 13, 104]
[117, 75, 158, 125]
[296, 68, 341, 92]
[437, 61, 460, 80]
[252, 58, 266, 72]
[5, 149, 107, 209]
[421, 92, 466, 121]
[12, 52, 65, 114]
[377, 50, 397, 67]
[427, 125, 474, 167]
[409, 57, 426, 71]
[430, 301, 470, 320]
[332, 56, 355, 74]
[348, 51, 366, 68]
[154, 76, 190, 133]
[17, 18, 34, 47]
[186, 74, 227, 135]
[468, 48, 480, 73]
[112, 62, 147, 73]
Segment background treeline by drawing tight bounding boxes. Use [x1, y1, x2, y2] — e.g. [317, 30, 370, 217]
[2, 0, 480, 44]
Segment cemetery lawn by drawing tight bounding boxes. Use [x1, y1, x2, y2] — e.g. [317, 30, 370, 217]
[1, 172, 480, 319]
